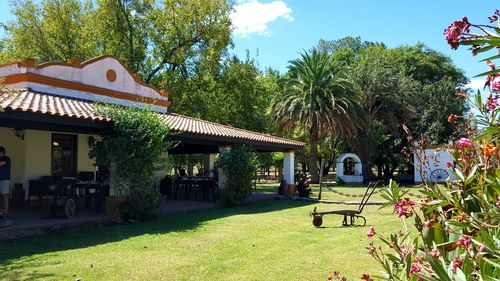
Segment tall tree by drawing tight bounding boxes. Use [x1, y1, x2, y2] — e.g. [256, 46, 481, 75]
[1, 0, 232, 84]
[271, 50, 364, 182]
[350, 45, 415, 179]
[388, 44, 468, 144]
[1, 0, 96, 62]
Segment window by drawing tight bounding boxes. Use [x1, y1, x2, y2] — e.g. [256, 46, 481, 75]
[51, 134, 77, 178]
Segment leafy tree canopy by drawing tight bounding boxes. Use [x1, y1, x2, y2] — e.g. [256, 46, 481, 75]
[1, 0, 232, 83]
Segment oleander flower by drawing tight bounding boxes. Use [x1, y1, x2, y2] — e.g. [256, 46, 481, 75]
[430, 247, 440, 258]
[457, 138, 473, 148]
[367, 226, 376, 238]
[452, 257, 463, 273]
[444, 17, 470, 49]
[445, 161, 453, 169]
[394, 198, 415, 218]
[458, 236, 472, 251]
[492, 79, 500, 92]
[409, 257, 423, 275]
[367, 242, 376, 256]
[486, 94, 499, 109]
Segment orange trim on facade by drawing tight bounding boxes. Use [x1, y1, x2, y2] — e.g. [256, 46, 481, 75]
[3, 72, 171, 108]
[9, 55, 167, 97]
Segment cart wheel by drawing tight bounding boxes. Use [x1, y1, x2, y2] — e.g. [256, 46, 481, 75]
[429, 169, 449, 182]
[64, 199, 75, 219]
[312, 215, 323, 227]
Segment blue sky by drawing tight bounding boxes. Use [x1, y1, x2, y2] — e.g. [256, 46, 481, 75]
[1, 0, 498, 89]
[229, 0, 498, 90]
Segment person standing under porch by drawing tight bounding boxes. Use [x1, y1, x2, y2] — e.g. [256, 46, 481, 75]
[0, 146, 11, 220]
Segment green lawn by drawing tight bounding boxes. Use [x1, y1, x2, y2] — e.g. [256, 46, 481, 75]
[0, 199, 406, 281]
[255, 182, 422, 201]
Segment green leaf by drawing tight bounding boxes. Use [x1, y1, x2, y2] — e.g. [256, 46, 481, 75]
[454, 268, 467, 281]
[479, 54, 500, 62]
[427, 254, 452, 281]
[473, 68, 500, 78]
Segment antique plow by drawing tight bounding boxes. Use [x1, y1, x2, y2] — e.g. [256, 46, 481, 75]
[310, 181, 381, 227]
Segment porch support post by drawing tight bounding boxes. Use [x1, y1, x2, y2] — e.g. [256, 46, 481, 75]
[218, 146, 232, 189]
[109, 163, 118, 196]
[283, 151, 295, 185]
[208, 153, 216, 177]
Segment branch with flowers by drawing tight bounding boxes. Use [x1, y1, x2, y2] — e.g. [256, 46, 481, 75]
[360, 11, 500, 281]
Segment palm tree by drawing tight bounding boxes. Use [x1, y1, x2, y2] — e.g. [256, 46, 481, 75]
[271, 49, 364, 182]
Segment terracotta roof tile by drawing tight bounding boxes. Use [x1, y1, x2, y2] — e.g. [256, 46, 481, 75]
[0, 89, 304, 148]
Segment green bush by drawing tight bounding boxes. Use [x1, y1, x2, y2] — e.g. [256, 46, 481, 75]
[118, 187, 163, 221]
[218, 145, 256, 207]
[89, 104, 171, 220]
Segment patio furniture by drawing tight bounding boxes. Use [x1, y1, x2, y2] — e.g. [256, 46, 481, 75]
[28, 175, 107, 217]
[172, 177, 217, 201]
[28, 177, 76, 206]
[46, 179, 79, 219]
[310, 181, 382, 227]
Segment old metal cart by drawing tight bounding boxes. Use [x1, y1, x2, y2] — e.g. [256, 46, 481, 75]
[310, 181, 381, 227]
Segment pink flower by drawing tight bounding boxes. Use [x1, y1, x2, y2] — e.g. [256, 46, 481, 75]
[486, 94, 499, 110]
[478, 245, 486, 252]
[423, 220, 434, 228]
[492, 79, 500, 92]
[430, 247, 440, 258]
[410, 258, 423, 275]
[367, 227, 376, 238]
[394, 198, 415, 218]
[452, 257, 463, 273]
[367, 242, 376, 256]
[458, 236, 472, 250]
[457, 138, 473, 148]
[445, 161, 453, 169]
[444, 17, 470, 49]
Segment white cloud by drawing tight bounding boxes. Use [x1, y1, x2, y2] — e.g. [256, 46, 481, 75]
[466, 79, 484, 91]
[230, 0, 293, 37]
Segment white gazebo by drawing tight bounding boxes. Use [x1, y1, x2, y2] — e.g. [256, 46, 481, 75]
[336, 153, 363, 183]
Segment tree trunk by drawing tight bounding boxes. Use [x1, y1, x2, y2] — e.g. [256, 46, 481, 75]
[309, 122, 319, 183]
[353, 133, 375, 182]
[187, 163, 194, 176]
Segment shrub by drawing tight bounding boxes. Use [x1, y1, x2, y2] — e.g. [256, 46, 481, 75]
[218, 145, 257, 207]
[89, 104, 171, 220]
[360, 13, 500, 280]
[118, 187, 163, 221]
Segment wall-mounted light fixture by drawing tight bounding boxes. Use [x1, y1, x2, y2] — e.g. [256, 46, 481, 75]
[13, 128, 25, 140]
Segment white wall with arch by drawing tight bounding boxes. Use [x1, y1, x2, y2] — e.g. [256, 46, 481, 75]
[336, 153, 363, 183]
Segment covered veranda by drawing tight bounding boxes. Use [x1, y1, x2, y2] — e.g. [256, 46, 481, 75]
[0, 56, 303, 236]
[0, 89, 302, 234]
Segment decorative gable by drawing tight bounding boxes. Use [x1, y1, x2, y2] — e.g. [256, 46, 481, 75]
[0, 55, 170, 113]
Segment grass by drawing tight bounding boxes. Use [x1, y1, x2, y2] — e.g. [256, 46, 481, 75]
[255, 182, 422, 201]
[0, 198, 408, 281]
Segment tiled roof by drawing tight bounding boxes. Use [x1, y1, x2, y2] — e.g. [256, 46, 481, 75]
[0, 89, 304, 148]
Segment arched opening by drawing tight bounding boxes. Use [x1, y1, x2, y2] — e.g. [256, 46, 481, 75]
[343, 157, 356, 175]
[336, 153, 363, 183]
